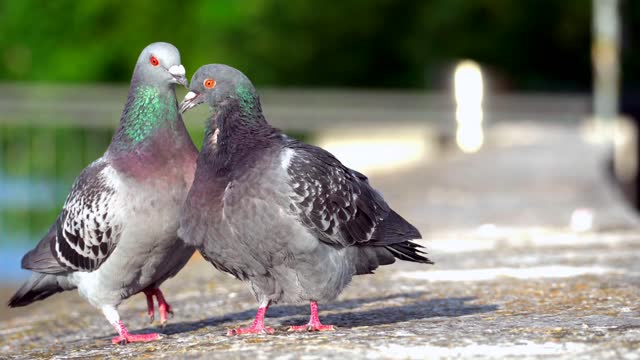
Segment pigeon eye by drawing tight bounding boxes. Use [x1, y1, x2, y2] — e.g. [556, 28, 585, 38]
[204, 79, 216, 89]
[149, 56, 160, 67]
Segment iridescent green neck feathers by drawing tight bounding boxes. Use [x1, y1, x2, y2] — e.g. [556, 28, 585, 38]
[236, 85, 257, 114]
[123, 85, 178, 144]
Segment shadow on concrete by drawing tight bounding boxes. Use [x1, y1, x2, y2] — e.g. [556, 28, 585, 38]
[160, 293, 498, 335]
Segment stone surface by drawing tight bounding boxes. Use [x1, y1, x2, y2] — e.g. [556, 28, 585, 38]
[2, 122, 640, 359]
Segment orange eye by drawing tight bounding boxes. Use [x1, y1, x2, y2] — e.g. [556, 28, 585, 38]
[149, 56, 159, 67]
[204, 79, 216, 89]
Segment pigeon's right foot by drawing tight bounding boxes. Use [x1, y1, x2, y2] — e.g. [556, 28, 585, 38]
[226, 325, 275, 336]
[111, 320, 161, 345]
[287, 301, 336, 332]
[227, 303, 273, 336]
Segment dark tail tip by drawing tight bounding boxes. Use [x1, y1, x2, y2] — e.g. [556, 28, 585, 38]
[386, 241, 434, 265]
[8, 285, 34, 308]
[7, 273, 61, 308]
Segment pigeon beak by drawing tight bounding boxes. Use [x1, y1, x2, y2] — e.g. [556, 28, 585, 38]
[168, 65, 188, 87]
[179, 91, 204, 113]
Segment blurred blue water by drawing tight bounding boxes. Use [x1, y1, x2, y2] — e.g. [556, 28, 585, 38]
[0, 172, 66, 283]
[0, 172, 64, 210]
[0, 245, 32, 283]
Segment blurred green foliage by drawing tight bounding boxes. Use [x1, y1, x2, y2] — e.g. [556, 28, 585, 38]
[0, 0, 601, 91]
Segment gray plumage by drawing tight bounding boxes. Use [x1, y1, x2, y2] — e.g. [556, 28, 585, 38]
[9, 42, 197, 343]
[179, 64, 432, 315]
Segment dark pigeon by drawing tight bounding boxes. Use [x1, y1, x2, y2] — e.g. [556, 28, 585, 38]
[8, 42, 198, 344]
[179, 64, 433, 335]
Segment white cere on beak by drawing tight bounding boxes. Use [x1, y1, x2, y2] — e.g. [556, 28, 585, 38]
[184, 91, 197, 100]
[168, 64, 186, 77]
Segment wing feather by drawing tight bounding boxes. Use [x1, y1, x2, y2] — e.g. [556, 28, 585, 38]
[284, 140, 390, 248]
[51, 159, 123, 272]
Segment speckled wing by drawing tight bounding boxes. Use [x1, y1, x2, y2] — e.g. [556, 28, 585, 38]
[284, 141, 391, 248]
[52, 159, 123, 272]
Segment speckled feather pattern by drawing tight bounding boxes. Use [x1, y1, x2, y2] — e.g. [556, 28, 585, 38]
[54, 159, 121, 272]
[285, 142, 388, 247]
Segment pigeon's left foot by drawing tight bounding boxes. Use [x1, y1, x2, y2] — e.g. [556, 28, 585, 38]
[144, 288, 174, 326]
[288, 301, 336, 332]
[227, 303, 274, 336]
[111, 320, 161, 345]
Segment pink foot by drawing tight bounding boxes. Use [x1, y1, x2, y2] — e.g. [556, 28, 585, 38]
[287, 301, 336, 332]
[288, 322, 335, 332]
[111, 320, 161, 345]
[143, 288, 174, 326]
[111, 332, 161, 345]
[227, 303, 274, 336]
[227, 325, 275, 336]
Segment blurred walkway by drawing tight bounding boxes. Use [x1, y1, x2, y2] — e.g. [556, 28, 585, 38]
[1, 121, 640, 359]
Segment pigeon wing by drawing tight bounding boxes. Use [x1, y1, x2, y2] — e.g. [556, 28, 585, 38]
[51, 159, 123, 272]
[285, 141, 391, 248]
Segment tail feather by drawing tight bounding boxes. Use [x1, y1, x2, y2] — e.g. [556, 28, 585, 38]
[8, 273, 69, 308]
[370, 209, 422, 245]
[385, 242, 433, 264]
[368, 209, 433, 264]
[353, 247, 396, 275]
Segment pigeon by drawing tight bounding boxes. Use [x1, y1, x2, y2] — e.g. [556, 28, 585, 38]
[178, 64, 433, 335]
[8, 42, 198, 344]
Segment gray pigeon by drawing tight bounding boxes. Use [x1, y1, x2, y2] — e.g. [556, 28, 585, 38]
[8, 42, 198, 344]
[178, 64, 432, 335]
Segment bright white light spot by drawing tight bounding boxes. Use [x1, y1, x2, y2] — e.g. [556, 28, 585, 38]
[456, 120, 484, 153]
[476, 223, 499, 237]
[454, 60, 484, 106]
[454, 60, 484, 153]
[570, 208, 594, 232]
[396, 265, 619, 282]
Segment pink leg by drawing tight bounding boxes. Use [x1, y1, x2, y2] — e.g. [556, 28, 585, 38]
[111, 320, 161, 345]
[227, 302, 275, 336]
[143, 290, 155, 323]
[153, 289, 174, 326]
[288, 301, 336, 332]
[143, 288, 174, 326]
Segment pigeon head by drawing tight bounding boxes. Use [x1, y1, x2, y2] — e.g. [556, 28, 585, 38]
[179, 64, 257, 114]
[133, 42, 187, 88]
